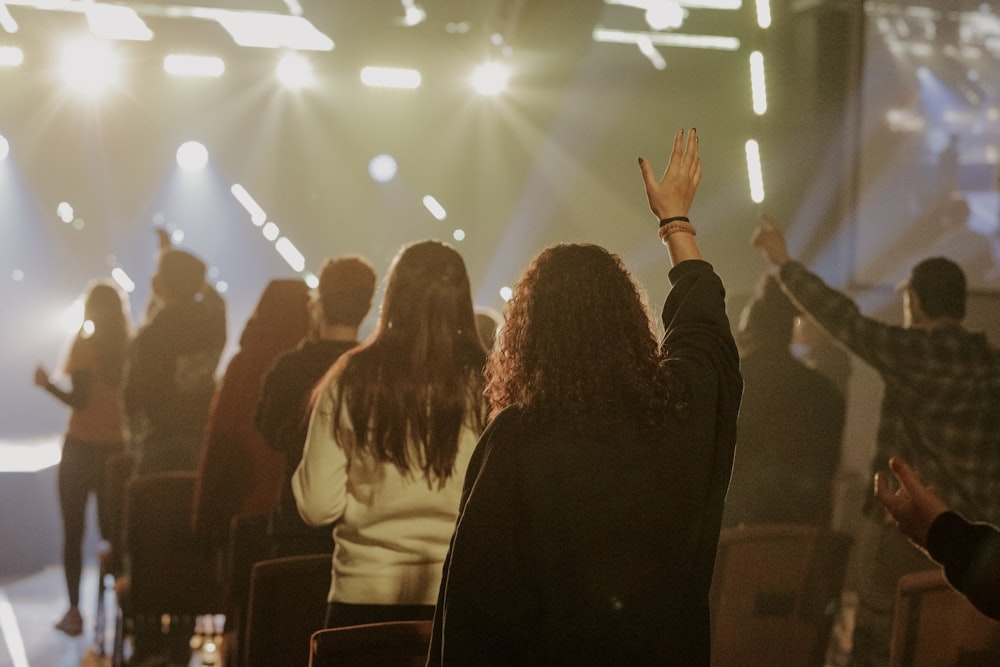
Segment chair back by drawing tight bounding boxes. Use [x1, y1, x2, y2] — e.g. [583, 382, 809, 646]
[889, 568, 1000, 666]
[122, 471, 223, 616]
[309, 620, 433, 667]
[243, 554, 332, 667]
[710, 523, 852, 667]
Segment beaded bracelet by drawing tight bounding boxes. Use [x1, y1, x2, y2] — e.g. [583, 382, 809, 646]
[658, 216, 690, 228]
[658, 220, 696, 242]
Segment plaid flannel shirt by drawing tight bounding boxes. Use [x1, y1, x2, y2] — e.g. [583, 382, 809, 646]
[778, 261, 1000, 525]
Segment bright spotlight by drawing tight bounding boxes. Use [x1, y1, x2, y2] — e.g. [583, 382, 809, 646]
[0, 46, 23, 67]
[57, 202, 74, 223]
[422, 195, 447, 220]
[360, 66, 421, 89]
[499, 286, 513, 302]
[368, 154, 398, 182]
[276, 53, 315, 89]
[176, 141, 209, 171]
[60, 39, 121, 95]
[452, 229, 465, 241]
[111, 267, 135, 293]
[0, 135, 9, 161]
[745, 139, 765, 203]
[61, 298, 85, 336]
[262, 222, 280, 241]
[645, 2, 685, 31]
[472, 62, 509, 96]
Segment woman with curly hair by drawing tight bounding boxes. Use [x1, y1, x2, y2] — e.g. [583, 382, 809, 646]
[293, 240, 489, 628]
[428, 128, 743, 665]
[34, 281, 132, 637]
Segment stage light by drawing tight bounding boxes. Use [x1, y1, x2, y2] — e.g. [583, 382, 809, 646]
[61, 298, 85, 336]
[749, 51, 767, 114]
[111, 267, 135, 293]
[360, 66, 421, 89]
[0, 135, 8, 160]
[276, 53, 315, 89]
[85, 4, 153, 41]
[0, 4, 17, 33]
[211, 10, 333, 51]
[59, 39, 121, 95]
[0, 46, 23, 67]
[637, 36, 667, 70]
[176, 141, 209, 171]
[368, 154, 398, 182]
[11, 269, 24, 282]
[398, 0, 427, 27]
[231, 184, 267, 225]
[164, 54, 225, 78]
[645, 2, 684, 30]
[745, 139, 765, 203]
[262, 222, 279, 241]
[216, 280, 229, 293]
[275, 237, 306, 272]
[452, 229, 465, 241]
[305, 273, 319, 289]
[499, 286, 513, 302]
[57, 202, 74, 223]
[422, 195, 446, 220]
[471, 62, 510, 96]
[755, 0, 772, 28]
[593, 28, 739, 51]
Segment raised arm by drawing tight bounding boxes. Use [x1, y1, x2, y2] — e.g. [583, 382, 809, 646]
[639, 127, 702, 266]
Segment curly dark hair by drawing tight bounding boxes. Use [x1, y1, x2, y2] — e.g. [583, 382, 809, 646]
[327, 240, 488, 486]
[486, 243, 668, 432]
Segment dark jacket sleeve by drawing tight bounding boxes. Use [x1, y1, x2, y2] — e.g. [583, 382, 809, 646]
[926, 510, 1000, 620]
[660, 259, 743, 595]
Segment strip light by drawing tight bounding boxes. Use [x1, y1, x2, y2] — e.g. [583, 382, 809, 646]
[745, 139, 765, 203]
[593, 28, 740, 51]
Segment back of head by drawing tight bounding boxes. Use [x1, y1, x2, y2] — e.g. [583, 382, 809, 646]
[737, 273, 799, 348]
[906, 256, 966, 321]
[156, 249, 207, 301]
[378, 240, 482, 367]
[82, 280, 131, 383]
[334, 239, 486, 485]
[487, 243, 660, 426]
[318, 255, 377, 327]
[240, 279, 311, 351]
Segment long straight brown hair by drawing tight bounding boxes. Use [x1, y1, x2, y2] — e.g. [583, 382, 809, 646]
[325, 240, 488, 485]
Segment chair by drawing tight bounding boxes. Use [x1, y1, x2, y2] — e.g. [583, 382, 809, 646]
[113, 471, 224, 666]
[243, 553, 332, 667]
[709, 523, 853, 667]
[309, 620, 434, 667]
[889, 568, 1000, 666]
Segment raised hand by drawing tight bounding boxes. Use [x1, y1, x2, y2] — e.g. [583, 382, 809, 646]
[639, 127, 701, 221]
[750, 214, 791, 266]
[34, 365, 50, 388]
[874, 456, 949, 549]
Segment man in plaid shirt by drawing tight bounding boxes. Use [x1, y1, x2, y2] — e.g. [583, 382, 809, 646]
[752, 217, 1000, 667]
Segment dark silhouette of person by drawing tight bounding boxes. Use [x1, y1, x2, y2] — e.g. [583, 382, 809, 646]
[256, 255, 378, 558]
[429, 128, 743, 665]
[34, 280, 132, 637]
[123, 247, 226, 475]
[722, 273, 846, 529]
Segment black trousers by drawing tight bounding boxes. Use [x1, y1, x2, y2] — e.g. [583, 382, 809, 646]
[58, 438, 118, 607]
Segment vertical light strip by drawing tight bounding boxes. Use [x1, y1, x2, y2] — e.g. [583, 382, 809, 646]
[0, 589, 29, 667]
[750, 51, 767, 115]
[755, 0, 772, 29]
[745, 139, 765, 203]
